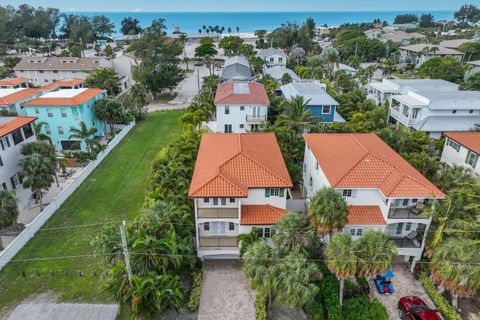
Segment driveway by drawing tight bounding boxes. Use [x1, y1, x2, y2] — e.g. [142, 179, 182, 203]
[198, 260, 256, 320]
[374, 264, 435, 320]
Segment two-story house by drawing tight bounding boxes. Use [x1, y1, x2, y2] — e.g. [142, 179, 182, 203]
[259, 47, 288, 68]
[213, 81, 270, 133]
[21, 88, 106, 151]
[0, 88, 40, 116]
[280, 80, 344, 123]
[399, 43, 464, 68]
[188, 133, 293, 259]
[0, 78, 33, 89]
[441, 132, 480, 175]
[0, 116, 37, 197]
[220, 56, 253, 83]
[303, 133, 444, 270]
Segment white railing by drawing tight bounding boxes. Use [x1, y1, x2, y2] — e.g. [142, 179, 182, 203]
[389, 108, 418, 125]
[0, 121, 136, 270]
[246, 115, 266, 122]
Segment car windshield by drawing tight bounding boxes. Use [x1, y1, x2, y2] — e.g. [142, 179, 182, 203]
[410, 305, 430, 312]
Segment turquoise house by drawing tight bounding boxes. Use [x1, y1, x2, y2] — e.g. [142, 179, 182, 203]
[22, 88, 107, 151]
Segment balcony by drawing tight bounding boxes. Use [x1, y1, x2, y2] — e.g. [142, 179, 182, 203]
[389, 236, 422, 248]
[246, 115, 266, 123]
[388, 205, 428, 220]
[389, 107, 418, 126]
[199, 236, 237, 247]
[198, 208, 238, 219]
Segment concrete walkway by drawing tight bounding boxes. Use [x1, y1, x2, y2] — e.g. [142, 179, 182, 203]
[198, 260, 256, 320]
[374, 264, 435, 320]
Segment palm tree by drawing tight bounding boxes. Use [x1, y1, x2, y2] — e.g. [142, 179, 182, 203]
[272, 213, 318, 255]
[275, 96, 323, 135]
[178, 33, 189, 71]
[69, 121, 98, 155]
[236, 26, 240, 34]
[381, 59, 396, 78]
[307, 187, 348, 240]
[354, 230, 397, 300]
[19, 153, 55, 211]
[281, 73, 292, 85]
[326, 232, 357, 306]
[325, 51, 340, 79]
[237, 228, 263, 257]
[34, 121, 52, 145]
[227, 27, 232, 34]
[431, 238, 480, 308]
[0, 190, 19, 249]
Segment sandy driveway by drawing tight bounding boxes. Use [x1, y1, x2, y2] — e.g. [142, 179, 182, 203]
[198, 260, 256, 320]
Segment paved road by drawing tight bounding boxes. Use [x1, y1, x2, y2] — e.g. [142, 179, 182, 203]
[198, 260, 256, 320]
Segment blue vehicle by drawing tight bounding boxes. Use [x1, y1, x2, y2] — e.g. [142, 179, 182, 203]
[374, 269, 394, 294]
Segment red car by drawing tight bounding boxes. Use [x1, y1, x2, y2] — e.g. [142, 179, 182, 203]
[398, 296, 443, 320]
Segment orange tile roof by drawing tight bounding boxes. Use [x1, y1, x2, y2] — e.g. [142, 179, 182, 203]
[0, 88, 39, 105]
[214, 81, 270, 105]
[40, 78, 84, 91]
[0, 116, 37, 138]
[444, 132, 480, 155]
[0, 77, 31, 86]
[347, 205, 386, 225]
[304, 133, 445, 198]
[22, 88, 105, 107]
[241, 205, 287, 225]
[189, 133, 293, 197]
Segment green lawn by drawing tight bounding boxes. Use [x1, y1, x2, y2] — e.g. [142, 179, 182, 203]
[0, 111, 183, 316]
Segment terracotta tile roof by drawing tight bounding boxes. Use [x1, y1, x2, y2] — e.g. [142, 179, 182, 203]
[0, 88, 39, 105]
[304, 133, 445, 198]
[347, 205, 386, 225]
[189, 133, 292, 197]
[0, 116, 36, 138]
[214, 81, 270, 105]
[22, 88, 105, 107]
[241, 205, 287, 225]
[0, 77, 31, 86]
[40, 78, 84, 91]
[444, 132, 480, 155]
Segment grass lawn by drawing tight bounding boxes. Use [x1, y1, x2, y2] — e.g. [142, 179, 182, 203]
[0, 110, 183, 316]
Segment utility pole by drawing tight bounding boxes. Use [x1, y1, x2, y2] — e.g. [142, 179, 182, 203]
[119, 220, 133, 285]
[197, 69, 200, 94]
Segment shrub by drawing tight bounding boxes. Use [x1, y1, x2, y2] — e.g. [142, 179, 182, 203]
[255, 290, 268, 320]
[304, 299, 325, 320]
[321, 275, 343, 320]
[420, 272, 462, 320]
[187, 270, 203, 311]
[343, 296, 388, 320]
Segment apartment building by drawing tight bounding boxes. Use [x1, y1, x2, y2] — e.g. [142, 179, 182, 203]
[399, 43, 464, 68]
[188, 133, 293, 258]
[303, 133, 444, 270]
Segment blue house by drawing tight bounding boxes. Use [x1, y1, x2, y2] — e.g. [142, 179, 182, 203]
[280, 80, 344, 123]
[22, 88, 107, 151]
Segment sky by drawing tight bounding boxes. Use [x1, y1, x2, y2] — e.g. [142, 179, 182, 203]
[2, 0, 478, 12]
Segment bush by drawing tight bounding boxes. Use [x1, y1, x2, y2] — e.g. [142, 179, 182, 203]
[255, 290, 268, 320]
[304, 299, 325, 320]
[420, 273, 462, 320]
[343, 296, 388, 320]
[321, 275, 343, 320]
[187, 270, 203, 311]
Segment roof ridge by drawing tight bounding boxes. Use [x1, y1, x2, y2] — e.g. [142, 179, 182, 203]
[189, 173, 247, 197]
[333, 151, 370, 186]
[236, 150, 292, 187]
[391, 174, 440, 197]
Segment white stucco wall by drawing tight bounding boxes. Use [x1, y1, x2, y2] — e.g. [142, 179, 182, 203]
[15, 70, 89, 86]
[215, 104, 268, 133]
[441, 138, 480, 174]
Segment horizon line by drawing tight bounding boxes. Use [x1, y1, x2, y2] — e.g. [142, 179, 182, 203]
[61, 9, 455, 13]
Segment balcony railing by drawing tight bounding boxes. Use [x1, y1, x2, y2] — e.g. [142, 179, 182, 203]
[199, 236, 237, 247]
[246, 115, 266, 123]
[388, 207, 428, 219]
[389, 107, 418, 125]
[198, 208, 238, 219]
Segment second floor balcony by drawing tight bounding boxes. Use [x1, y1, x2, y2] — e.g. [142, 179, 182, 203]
[198, 208, 239, 219]
[388, 201, 428, 219]
[246, 114, 266, 123]
[389, 107, 419, 126]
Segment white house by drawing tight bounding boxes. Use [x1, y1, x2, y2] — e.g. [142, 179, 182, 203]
[367, 79, 480, 138]
[399, 43, 464, 67]
[188, 132, 293, 259]
[259, 47, 288, 68]
[220, 56, 252, 83]
[0, 87, 40, 116]
[213, 81, 270, 133]
[441, 132, 480, 175]
[264, 66, 300, 84]
[0, 116, 37, 196]
[303, 133, 445, 270]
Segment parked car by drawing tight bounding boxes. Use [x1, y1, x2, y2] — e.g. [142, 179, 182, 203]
[398, 296, 443, 320]
[374, 269, 394, 294]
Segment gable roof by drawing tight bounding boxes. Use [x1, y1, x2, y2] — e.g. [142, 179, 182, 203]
[347, 205, 386, 225]
[221, 64, 252, 81]
[0, 77, 31, 87]
[280, 81, 339, 106]
[0, 88, 39, 105]
[304, 133, 444, 198]
[439, 39, 472, 49]
[224, 55, 250, 68]
[13, 57, 109, 71]
[0, 116, 36, 138]
[259, 47, 288, 58]
[214, 82, 269, 105]
[22, 88, 105, 107]
[265, 66, 300, 81]
[189, 133, 292, 197]
[241, 205, 287, 225]
[444, 132, 480, 154]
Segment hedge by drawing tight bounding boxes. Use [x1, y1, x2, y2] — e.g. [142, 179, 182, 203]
[321, 275, 343, 320]
[304, 299, 325, 320]
[187, 270, 203, 311]
[343, 296, 388, 320]
[255, 290, 268, 320]
[419, 272, 462, 320]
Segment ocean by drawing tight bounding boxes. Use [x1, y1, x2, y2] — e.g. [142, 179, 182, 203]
[65, 11, 454, 35]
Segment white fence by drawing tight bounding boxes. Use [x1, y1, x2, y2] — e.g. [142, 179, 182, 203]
[0, 121, 136, 270]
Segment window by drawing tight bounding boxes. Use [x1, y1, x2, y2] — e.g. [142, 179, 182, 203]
[239, 124, 244, 129]
[229, 222, 235, 231]
[225, 106, 230, 114]
[35, 108, 40, 114]
[264, 228, 271, 238]
[72, 108, 79, 116]
[402, 199, 409, 206]
[322, 105, 331, 114]
[22, 124, 33, 139]
[11, 129, 24, 145]
[452, 110, 457, 114]
[270, 188, 279, 196]
[447, 138, 460, 152]
[221, 198, 227, 205]
[251, 124, 259, 131]
[315, 162, 319, 171]
[356, 229, 363, 236]
[61, 108, 67, 117]
[10, 174, 19, 189]
[309, 176, 313, 187]
[0, 137, 10, 150]
[466, 150, 479, 168]
[58, 126, 64, 134]
[47, 109, 53, 117]
[229, 198, 235, 203]
[412, 198, 418, 203]
[53, 70, 58, 73]
[45, 125, 51, 134]
[213, 198, 219, 205]
[0, 155, 3, 166]
[240, 106, 245, 111]
[349, 229, 356, 236]
[278, 57, 283, 63]
[469, 110, 474, 114]
[405, 222, 412, 231]
[204, 198, 210, 203]
[39, 70, 44, 73]
[224, 124, 232, 133]
[1, 183, 6, 190]
[343, 189, 352, 197]
[269, 57, 274, 62]
[204, 222, 210, 231]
